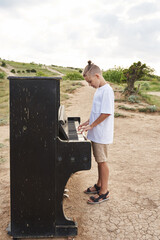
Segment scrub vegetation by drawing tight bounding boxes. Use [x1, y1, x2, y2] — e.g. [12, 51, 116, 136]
[0, 58, 160, 125]
[0, 58, 84, 124]
[103, 61, 160, 110]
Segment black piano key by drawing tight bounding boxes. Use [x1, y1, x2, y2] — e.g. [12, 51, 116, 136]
[68, 120, 78, 140]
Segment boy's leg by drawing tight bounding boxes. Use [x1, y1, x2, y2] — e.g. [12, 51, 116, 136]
[98, 162, 109, 194]
[87, 162, 109, 203]
[97, 164, 101, 187]
[93, 142, 109, 192]
[87, 142, 109, 203]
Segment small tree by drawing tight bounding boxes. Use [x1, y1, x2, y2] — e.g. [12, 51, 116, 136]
[123, 61, 151, 95]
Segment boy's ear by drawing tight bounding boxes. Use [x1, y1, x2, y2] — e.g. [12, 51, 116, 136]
[95, 73, 100, 78]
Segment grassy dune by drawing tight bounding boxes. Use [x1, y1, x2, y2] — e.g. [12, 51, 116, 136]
[0, 59, 84, 125]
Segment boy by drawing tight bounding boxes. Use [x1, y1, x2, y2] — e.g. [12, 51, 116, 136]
[78, 61, 114, 204]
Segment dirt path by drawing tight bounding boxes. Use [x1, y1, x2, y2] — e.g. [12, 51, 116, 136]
[148, 92, 160, 97]
[46, 66, 64, 77]
[0, 82, 160, 240]
[0, 65, 15, 76]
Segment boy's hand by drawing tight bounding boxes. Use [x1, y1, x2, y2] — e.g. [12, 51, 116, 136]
[78, 124, 83, 131]
[79, 124, 93, 133]
[78, 119, 89, 131]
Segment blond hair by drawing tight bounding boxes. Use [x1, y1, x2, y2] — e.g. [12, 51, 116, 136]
[83, 60, 102, 77]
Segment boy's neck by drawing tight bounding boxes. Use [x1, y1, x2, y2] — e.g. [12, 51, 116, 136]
[99, 76, 107, 87]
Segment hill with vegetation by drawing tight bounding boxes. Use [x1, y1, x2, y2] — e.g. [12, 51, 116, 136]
[0, 58, 85, 126]
[0, 58, 160, 126]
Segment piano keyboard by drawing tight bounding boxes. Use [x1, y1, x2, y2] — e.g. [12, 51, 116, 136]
[75, 121, 87, 141]
[68, 120, 86, 141]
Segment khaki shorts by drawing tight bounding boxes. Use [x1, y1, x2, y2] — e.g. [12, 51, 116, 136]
[91, 141, 108, 163]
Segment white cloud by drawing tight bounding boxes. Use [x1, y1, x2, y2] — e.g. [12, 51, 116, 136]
[127, 1, 160, 18]
[0, 0, 160, 74]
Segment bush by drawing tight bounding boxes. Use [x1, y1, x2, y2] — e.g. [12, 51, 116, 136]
[0, 72, 5, 79]
[1, 61, 6, 67]
[139, 105, 157, 113]
[11, 69, 15, 73]
[26, 69, 31, 73]
[31, 69, 37, 73]
[128, 95, 140, 103]
[141, 82, 150, 90]
[103, 67, 124, 84]
[114, 112, 126, 118]
[36, 71, 48, 77]
[147, 105, 157, 112]
[63, 72, 84, 81]
[17, 70, 21, 73]
[118, 105, 136, 111]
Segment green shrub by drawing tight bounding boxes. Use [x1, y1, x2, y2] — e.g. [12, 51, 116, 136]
[17, 70, 21, 73]
[63, 72, 84, 81]
[0, 119, 8, 126]
[0, 143, 5, 148]
[141, 75, 152, 81]
[103, 67, 124, 84]
[31, 69, 37, 73]
[26, 69, 31, 73]
[114, 112, 126, 118]
[128, 95, 140, 103]
[0, 72, 5, 79]
[36, 71, 48, 77]
[147, 105, 157, 112]
[0, 157, 6, 163]
[11, 69, 15, 73]
[141, 82, 150, 90]
[1, 61, 6, 67]
[118, 105, 136, 111]
[138, 105, 157, 113]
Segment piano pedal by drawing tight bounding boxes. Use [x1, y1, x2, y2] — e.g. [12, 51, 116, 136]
[63, 193, 69, 198]
[64, 188, 69, 193]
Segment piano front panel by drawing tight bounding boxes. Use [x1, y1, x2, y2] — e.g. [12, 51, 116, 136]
[9, 77, 60, 237]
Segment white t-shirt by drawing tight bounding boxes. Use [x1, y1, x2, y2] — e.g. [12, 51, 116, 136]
[87, 83, 114, 144]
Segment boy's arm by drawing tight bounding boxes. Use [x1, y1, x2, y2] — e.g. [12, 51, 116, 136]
[90, 113, 110, 128]
[80, 113, 110, 132]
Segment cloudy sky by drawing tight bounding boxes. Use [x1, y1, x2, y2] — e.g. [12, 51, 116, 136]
[0, 0, 160, 74]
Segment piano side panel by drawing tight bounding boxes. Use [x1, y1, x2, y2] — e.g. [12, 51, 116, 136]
[10, 78, 59, 237]
[55, 138, 91, 226]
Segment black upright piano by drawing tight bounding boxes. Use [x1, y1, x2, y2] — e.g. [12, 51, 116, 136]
[8, 76, 91, 239]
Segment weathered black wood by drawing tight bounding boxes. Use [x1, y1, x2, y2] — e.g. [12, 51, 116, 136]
[8, 76, 91, 238]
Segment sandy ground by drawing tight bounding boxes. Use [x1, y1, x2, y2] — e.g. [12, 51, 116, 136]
[0, 81, 160, 240]
[148, 92, 160, 97]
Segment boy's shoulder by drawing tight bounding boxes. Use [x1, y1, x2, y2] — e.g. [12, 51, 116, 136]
[98, 83, 113, 93]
